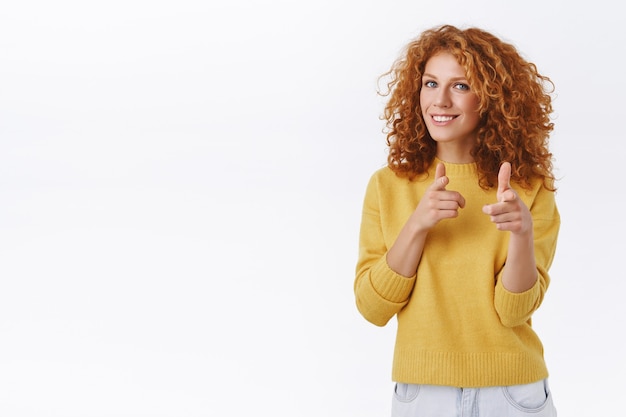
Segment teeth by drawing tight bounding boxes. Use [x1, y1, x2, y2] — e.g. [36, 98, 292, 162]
[433, 115, 454, 122]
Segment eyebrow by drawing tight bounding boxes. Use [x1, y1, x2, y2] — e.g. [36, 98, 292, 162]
[422, 73, 468, 81]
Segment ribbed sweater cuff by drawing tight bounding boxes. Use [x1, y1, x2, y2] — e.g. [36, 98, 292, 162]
[494, 278, 541, 326]
[370, 256, 416, 304]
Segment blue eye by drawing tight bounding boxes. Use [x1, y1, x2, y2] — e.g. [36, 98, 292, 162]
[454, 83, 470, 91]
[424, 80, 437, 88]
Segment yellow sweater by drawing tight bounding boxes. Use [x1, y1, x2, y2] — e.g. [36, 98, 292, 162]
[354, 160, 560, 387]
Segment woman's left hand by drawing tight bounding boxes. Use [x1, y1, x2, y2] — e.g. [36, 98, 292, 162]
[482, 162, 532, 235]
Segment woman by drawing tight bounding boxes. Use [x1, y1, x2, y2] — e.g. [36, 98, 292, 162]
[354, 25, 560, 416]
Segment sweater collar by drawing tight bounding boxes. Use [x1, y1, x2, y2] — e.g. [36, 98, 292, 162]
[433, 157, 477, 177]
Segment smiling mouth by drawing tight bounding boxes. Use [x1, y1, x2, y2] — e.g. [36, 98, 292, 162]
[432, 115, 456, 122]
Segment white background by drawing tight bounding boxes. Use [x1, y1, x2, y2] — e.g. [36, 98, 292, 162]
[0, 1, 624, 416]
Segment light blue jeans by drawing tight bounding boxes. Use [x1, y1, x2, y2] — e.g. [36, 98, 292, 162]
[392, 379, 556, 417]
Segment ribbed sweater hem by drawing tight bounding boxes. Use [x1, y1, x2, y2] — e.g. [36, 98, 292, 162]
[392, 349, 548, 388]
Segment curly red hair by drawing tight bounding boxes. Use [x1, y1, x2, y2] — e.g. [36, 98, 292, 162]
[379, 24, 556, 190]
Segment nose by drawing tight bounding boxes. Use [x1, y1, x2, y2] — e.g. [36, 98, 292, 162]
[433, 88, 451, 108]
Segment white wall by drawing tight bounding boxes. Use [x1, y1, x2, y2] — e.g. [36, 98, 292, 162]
[0, 1, 623, 416]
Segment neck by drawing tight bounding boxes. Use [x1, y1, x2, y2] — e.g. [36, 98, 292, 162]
[436, 145, 475, 164]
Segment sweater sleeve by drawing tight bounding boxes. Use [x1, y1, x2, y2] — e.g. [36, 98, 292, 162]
[354, 173, 416, 327]
[494, 185, 560, 327]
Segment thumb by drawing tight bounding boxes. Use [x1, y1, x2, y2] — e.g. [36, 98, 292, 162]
[497, 162, 512, 201]
[433, 162, 448, 189]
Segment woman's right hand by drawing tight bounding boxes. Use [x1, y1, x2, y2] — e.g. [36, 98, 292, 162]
[386, 163, 465, 277]
[410, 162, 465, 231]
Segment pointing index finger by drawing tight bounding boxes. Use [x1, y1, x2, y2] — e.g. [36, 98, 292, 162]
[433, 162, 448, 189]
[498, 162, 513, 202]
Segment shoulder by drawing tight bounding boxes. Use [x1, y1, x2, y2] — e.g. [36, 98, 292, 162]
[368, 165, 396, 182]
[365, 167, 409, 200]
[516, 178, 559, 220]
[367, 165, 430, 190]
[363, 166, 432, 213]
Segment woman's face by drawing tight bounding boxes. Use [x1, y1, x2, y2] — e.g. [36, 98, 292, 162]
[420, 52, 481, 160]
